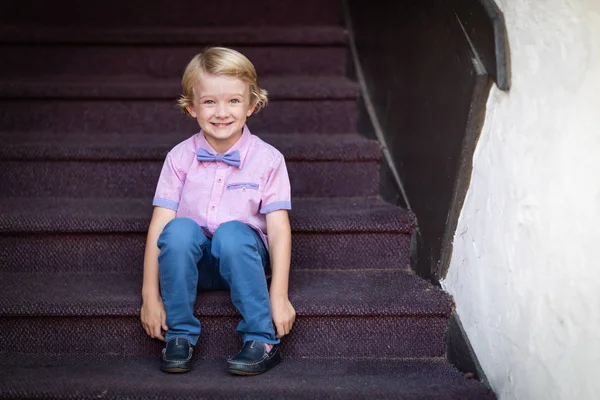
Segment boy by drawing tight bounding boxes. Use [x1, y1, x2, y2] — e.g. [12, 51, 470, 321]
[140, 47, 296, 375]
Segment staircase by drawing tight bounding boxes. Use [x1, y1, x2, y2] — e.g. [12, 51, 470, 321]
[0, 1, 495, 398]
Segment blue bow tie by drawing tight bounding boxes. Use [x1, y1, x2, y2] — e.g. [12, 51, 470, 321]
[196, 148, 241, 168]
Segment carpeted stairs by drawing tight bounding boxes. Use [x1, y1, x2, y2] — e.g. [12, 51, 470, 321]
[0, 1, 495, 398]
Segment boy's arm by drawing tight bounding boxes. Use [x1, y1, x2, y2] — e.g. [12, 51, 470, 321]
[141, 206, 177, 341]
[266, 209, 296, 338]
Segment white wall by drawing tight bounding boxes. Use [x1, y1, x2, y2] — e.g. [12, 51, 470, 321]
[442, 1, 600, 399]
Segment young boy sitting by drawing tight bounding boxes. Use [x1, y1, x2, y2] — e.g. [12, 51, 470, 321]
[140, 47, 296, 375]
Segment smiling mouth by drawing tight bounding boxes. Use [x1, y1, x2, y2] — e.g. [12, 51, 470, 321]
[211, 122, 233, 128]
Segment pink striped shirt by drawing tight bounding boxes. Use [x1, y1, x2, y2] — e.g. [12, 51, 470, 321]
[153, 125, 292, 245]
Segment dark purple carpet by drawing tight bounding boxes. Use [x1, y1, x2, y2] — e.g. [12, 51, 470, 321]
[0, 99, 359, 134]
[1, 315, 449, 359]
[0, 4, 495, 397]
[0, 132, 382, 198]
[0, 232, 410, 273]
[0, 159, 380, 198]
[0, 356, 495, 399]
[0, 197, 416, 234]
[0, 46, 348, 78]
[0, 270, 451, 317]
[0, 26, 348, 45]
[0, 132, 381, 161]
[0, 76, 359, 100]
[0, 0, 344, 27]
[0, 271, 452, 359]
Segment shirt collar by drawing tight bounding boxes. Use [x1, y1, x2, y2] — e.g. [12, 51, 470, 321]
[194, 125, 252, 169]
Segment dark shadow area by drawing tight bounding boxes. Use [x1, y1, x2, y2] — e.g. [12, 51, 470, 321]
[446, 311, 489, 384]
[0, 0, 342, 27]
[346, 0, 507, 281]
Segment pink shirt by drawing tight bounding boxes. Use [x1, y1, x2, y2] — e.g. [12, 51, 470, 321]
[153, 125, 292, 246]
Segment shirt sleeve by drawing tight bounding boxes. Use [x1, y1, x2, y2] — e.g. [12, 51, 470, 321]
[152, 152, 184, 211]
[260, 154, 292, 214]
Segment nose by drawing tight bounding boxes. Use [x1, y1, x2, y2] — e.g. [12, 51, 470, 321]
[215, 102, 229, 118]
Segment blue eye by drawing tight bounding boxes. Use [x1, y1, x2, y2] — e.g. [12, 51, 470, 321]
[230, 99, 240, 104]
[203, 100, 215, 105]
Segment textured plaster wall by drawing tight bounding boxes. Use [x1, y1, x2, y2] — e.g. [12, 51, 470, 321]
[442, 0, 600, 399]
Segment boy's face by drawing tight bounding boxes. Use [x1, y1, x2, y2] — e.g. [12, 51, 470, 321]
[186, 73, 256, 153]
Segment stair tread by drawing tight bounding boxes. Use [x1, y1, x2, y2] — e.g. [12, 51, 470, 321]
[0, 270, 451, 317]
[0, 25, 348, 45]
[0, 197, 415, 234]
[0, 355, 494, 399]
[0, 132, 381, 162]
[0, 76, 359, 100]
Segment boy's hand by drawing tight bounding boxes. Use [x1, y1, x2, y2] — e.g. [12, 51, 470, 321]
[271, 296, 296, 339]
[140, 297, 168, 341]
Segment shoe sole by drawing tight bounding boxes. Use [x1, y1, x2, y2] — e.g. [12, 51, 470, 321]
[228, 358, 282, 376]
[161, 366, 191, 373]
[228, 369, 262, 376]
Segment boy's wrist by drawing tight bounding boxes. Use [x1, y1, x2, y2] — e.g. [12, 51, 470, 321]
[142, 288, 161, 301]
[269, 291, 289, 301]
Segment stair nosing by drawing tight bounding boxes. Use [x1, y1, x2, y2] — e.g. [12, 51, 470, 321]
[0, 197, 416, 235]
[0, 270, 453, 318]
[0, 356, 496, 399]
[0, 25, 348, 45]
[0, 76, 360, 100]
[0, 133, 381, 162]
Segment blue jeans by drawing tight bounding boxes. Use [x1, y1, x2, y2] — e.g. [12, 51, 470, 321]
[157, 218, 279, 345]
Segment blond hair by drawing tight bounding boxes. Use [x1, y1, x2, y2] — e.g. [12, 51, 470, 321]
[177, 47, 268, 117]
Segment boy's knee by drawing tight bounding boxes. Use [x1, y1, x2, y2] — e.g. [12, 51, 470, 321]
[158, 217, 202, 250]
[214, 220, 253, 243]
[215, 220, 248, 235]
[212, 221, 256, 257]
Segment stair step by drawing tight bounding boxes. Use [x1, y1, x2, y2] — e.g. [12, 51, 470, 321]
[0, 45, 347, 78]
[0, 197, 414, 273]
[0, 0, 343, 28]
[0, 77, 359, 134]
[0, 2, 492, 398]
[0, 270, 452, 358]
[0, 270, 448, 317]
[0, 99, 357, 134]
[0, 232, 410, 274]
[0, 26, 348, 45]
[0, 133, 380, 198]
[0, 132, 378, 161]
[0, 76, 359, 100]
[0, 26, 347, 77]
[0, 356, 495, 399]
[0, 197, 414, 234]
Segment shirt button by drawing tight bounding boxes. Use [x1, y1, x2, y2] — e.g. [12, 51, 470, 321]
[211, 206, 215, 210]
[242, 187, 246, 192]
[217, 179, 222, 183]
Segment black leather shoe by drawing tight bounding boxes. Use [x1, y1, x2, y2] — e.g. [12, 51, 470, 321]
[227, 340, 282, 376]
[161, 337, 194, 373]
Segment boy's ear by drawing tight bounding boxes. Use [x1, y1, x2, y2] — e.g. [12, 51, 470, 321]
[246, 101, 257, 117]
[186, 105, 197, 118]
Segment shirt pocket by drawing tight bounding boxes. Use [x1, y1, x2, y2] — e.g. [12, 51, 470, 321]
[225, 182, 261, 220]
[226, 182, 260, 191]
